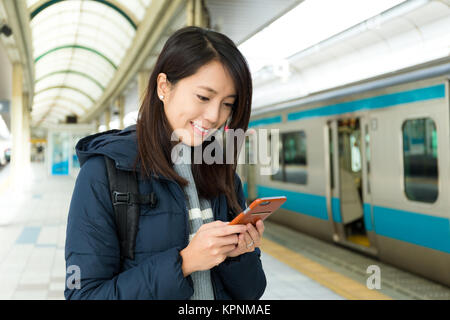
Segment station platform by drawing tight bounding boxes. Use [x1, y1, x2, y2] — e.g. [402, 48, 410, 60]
[0, 162, 449, 300]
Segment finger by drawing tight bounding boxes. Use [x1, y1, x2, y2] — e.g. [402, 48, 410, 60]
[213, 224, 247, 237]
[255, 220, 265, 237]
[200, 220, 227, 231]
[238, 233, 246, 250]
[215, 233, 240, 246]
[219, 244, 238, 254]
[246, 223, 260, 246]
[243, 232, 253, 249]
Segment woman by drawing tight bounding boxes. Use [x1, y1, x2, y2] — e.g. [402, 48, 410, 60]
[65, 26, 266, 300]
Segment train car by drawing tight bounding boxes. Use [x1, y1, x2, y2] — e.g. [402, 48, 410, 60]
[238, 58, 450, 287]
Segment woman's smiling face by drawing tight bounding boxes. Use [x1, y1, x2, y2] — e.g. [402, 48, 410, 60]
[157, 60, 236, 146]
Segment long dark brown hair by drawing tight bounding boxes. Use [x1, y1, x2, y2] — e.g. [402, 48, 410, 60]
[136, 26, 252, 215]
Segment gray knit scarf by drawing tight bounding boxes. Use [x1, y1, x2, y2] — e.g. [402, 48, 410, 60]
[172, 142, 215, 300]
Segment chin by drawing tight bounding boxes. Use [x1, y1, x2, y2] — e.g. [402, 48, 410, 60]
[179, 133, 203, 147]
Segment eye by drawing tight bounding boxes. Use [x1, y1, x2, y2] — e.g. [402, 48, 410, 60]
[224, 103, 235, 108]
[196, 94, 209, 102]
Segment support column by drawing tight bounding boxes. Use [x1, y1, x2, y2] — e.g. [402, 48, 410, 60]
[22, 93, 31, 169]
[188, 0, 208, 27]
[138, 70, 150, 106]
[116, 95, 125, 129]
[104, 106, 111, 131]
[187, 0, 194, 26]
[10, 63, 24, 184]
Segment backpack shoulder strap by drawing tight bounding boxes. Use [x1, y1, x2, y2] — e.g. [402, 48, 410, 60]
[104, 156, 159, 260]
[104, 156, 147, 261]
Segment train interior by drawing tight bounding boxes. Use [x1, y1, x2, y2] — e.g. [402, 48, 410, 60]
[337, 118, 369, 247]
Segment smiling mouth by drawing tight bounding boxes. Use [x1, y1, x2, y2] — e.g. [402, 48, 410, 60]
[191, 122, 210, 136]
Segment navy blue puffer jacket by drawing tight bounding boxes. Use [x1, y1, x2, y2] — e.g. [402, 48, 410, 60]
[64, 125, 266, 300]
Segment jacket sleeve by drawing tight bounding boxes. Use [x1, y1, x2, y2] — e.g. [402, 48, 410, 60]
[64, 156, 193, 300]
[215, 173, 267, 300]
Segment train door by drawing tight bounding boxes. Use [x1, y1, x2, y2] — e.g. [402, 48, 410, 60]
[327, 117, 376, 254]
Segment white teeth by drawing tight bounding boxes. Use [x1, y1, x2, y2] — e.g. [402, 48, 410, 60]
[192, 122, 208, 133]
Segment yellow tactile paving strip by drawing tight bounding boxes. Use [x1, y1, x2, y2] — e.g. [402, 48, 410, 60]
[260, 237, 392, 300]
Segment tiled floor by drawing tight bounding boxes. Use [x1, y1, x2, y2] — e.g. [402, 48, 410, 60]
[0, 163, 70, 300]
[0, 162, 344, 300]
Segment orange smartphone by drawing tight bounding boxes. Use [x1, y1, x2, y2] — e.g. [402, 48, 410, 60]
[229, 196, 287, 225]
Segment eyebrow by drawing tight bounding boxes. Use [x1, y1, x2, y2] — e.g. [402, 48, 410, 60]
[197, 86, 237, 98]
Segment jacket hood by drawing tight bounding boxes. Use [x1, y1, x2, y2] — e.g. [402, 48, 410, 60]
[75, 125, 138, 171]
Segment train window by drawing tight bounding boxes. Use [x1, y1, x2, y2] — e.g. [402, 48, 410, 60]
[350, 133, 362, 173]
[271, 131, 307, 185]
[269, 133, 284, 182]
[402, 118, 438, 203]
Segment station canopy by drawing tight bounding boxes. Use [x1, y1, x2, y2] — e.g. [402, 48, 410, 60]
[27, 0, 152, 127]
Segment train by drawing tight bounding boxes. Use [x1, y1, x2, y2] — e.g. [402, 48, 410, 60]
[237, 57, 450, 287]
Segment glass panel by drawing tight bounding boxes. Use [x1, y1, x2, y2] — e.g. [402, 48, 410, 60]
[34, 73, 67, 92]
[32, 102, 84, 116]
[34, 88, 93, 110]
[36, 58, 113, 83]
[32, 109, 69, 120]
[63, 74, 103, 99]
[119, 0, 146, 21]
[33, 32, 124, 63]
[270, 132, 284, 182]
[350, 133, 362, 172]
[71, 134, 87, 171]
[29, 0, 150, 126]
[34, 23, 129, 49]
[283, 131, 307, 185]
[270, 131, 307, 184]
[51, 132, 70, 175]
[402, 118, 438, 203]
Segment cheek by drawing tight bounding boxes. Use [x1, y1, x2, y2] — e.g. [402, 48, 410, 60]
[164, 97, 200, 129]
[221, 108, 233, 123]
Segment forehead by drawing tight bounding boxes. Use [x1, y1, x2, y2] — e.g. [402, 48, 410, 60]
[184, 60, 236, 95]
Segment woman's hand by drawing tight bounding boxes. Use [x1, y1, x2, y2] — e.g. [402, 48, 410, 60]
[180, 221, 247, 277]
[226, 219, 265, 258]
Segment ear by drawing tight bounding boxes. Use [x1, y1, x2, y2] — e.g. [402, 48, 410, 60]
[156, 73, 171, 101]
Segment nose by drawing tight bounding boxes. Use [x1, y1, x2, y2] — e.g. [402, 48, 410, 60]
[202, 102, 221, 127]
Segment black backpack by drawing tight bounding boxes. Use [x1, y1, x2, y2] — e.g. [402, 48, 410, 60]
[104, 156, 158, 261]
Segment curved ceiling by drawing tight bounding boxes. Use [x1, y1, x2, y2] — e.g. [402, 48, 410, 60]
[27, 0, 152, 126]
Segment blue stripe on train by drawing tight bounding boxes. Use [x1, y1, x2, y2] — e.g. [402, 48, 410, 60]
[247, 84, 445, 126]
[287, 84, 446, 121]
[257, 185, 328, 220]
[249, 115, 282, 128]
[248, 184, 450, 254]
[373, 206, 450, 254]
